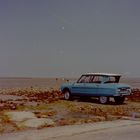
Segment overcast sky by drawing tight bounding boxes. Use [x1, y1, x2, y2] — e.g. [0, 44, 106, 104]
[0, 0, 140, 77]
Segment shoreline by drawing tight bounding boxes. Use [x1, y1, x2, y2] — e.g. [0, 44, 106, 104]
[0, 77, 140, 89]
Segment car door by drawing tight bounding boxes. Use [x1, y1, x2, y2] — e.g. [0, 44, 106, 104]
[71, 75, 99, 96]
[97, 76, 116, 96]
[71, 82, 87, 96]
[84, 75, 101, 96]
[71, 75, 91, 96]
[84, 83, 100, 96]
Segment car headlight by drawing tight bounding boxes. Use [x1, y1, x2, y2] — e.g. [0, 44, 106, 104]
[117, 89, 121, 92]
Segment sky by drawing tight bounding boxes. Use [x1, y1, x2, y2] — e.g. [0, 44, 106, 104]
[0, 0, 140, 77]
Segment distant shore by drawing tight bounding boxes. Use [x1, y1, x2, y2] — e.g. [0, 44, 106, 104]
[0, 77, 74, 89]
[0, 77, 140, 89]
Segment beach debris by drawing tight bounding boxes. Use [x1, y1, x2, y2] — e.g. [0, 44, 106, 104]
[34, 111, 56, 118]
[131, 112, 140, 118]
[128, 89, 140, 101]
[0, 101, 17, 111]
[1, 88, 62, 103]
[0, 87, 140, 133]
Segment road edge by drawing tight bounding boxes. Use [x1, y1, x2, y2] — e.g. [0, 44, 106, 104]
[0, 120, 140, 140]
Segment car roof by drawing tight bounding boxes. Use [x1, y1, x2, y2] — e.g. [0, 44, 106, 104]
[83, 73, 121, 76]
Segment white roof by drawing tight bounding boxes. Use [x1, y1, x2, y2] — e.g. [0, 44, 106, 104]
[84, 73, 121, 76]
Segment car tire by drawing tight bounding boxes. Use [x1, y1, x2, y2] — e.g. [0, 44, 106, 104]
[63, 90, 72, 100]
[114, 96, 125, 104]
[99, 96, 109, 104]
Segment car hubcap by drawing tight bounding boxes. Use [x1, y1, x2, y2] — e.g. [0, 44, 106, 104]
[64, 91, 70, 100]
[99, 96, 108, 104]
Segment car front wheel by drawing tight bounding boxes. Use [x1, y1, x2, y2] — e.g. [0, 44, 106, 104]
[99, 96, 109, 104]
[114, 96, 125, 104]
[63, 90, 72, 100]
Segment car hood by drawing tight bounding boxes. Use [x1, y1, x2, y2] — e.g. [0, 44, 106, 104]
[61, 82, 74, 89]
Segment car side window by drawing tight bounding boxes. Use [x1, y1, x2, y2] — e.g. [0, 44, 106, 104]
[104, 76, 118, 83]
[92, 76, 102, 84]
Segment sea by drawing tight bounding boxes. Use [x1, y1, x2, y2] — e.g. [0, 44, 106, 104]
[0, 77, 139, 89]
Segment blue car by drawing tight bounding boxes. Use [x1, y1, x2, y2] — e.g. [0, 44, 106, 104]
[61, 73, 131, 104]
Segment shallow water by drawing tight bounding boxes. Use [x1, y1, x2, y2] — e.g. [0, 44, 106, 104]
[0, 78, 69, 89]
[0, 77, 139, 89]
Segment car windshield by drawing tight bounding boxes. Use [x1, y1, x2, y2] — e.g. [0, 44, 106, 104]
[77, 75, 91, 83]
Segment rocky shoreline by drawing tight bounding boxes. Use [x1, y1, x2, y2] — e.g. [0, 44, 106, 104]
[0, 88, 140, 133]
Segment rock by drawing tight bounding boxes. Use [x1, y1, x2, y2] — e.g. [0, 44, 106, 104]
[0, 118, 3, 123]
[94, 116, 106, 121]
[131, 112, 140, 118]
[19, 118, 55, 128]
[121, 116, 132, 120]
[5, 111, 55, 129]
[5, 111, 36, 122]
[105, 115, 119, 121]
[0, 124, 4, 133]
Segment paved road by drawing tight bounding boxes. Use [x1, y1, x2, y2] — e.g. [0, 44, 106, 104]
[0, 120, 140, 140]
[50, 123, 140, 140]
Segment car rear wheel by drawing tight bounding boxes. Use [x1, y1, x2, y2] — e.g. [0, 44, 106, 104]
[64, 90, 72, 100]
[99, 96, 109, 104]
[114, 96, 125, 104]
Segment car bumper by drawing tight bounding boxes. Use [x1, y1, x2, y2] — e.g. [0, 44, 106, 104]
[114, 92, 131, 96]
